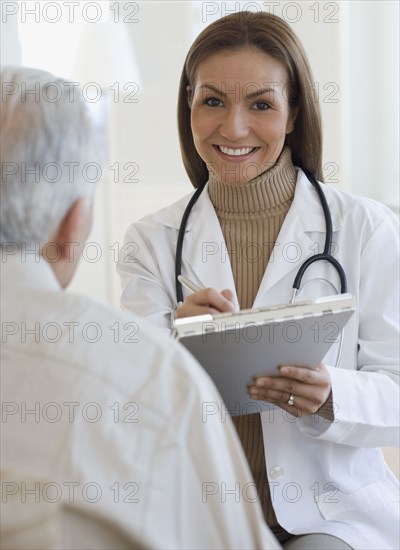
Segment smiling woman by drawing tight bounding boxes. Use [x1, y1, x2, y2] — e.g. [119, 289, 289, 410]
[117, 10, 399, 550]
[188, 47, 297, 185]
[179, 11, 323, 189]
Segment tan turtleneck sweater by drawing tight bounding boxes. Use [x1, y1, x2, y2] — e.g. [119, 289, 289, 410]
[208, 147, 297, 309]
[207, 146, 296, 541]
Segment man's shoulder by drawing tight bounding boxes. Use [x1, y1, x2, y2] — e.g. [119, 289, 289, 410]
[42, 288, 175, 357]
[2, 283, 221, 432]
[2, 285, 196, 387]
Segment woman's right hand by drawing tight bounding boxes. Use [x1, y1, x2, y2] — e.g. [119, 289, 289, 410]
[176, 288, 236, 318]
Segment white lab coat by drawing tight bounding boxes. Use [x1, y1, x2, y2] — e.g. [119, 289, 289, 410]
[1, 255, 280, 550]
[118, 169, 400, 550]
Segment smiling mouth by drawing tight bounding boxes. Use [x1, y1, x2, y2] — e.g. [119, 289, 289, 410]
[215, 145, 258, 157]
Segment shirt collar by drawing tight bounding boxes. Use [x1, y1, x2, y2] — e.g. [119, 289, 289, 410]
[1, 250, 61, 291]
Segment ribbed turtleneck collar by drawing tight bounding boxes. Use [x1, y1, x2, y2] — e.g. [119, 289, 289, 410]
[208, 146, 297, 214]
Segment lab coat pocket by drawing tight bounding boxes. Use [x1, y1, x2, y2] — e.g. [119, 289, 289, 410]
[317, 478, 398, 521]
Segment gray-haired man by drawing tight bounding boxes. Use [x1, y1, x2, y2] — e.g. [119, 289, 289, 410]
[0, 67, 280, 550]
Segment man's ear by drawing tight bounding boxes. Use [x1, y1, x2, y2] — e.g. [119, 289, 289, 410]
[286, 106, 299, 135]
[53, 198, 90, 261]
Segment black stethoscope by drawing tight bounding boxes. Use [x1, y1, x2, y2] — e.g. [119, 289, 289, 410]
[175, 170, 347, 304]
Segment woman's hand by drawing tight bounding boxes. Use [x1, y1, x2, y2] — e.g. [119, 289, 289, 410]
[248, 363, 332, 418]
[176, 288, 236, 318]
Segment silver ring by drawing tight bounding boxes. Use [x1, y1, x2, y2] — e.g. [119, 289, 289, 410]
[287, 393, 294, 406]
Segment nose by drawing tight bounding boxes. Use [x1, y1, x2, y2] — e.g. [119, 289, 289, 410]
[219, 106, 250, 141]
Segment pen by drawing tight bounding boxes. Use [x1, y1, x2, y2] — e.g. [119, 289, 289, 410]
[177, 274, 203, 294]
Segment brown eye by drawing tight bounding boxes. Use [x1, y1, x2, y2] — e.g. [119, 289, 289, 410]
[204, 97, 222, 107]
[252, 101, 270, 111]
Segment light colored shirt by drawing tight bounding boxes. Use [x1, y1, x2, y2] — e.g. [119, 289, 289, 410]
[1, 254, 280, 550]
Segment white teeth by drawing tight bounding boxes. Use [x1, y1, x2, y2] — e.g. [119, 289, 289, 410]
[218, 146, 255, 156]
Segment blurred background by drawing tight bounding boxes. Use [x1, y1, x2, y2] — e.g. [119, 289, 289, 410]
[1, 0, 399, 472]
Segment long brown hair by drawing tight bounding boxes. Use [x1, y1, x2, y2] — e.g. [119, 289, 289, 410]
[177, 11, 323, 188]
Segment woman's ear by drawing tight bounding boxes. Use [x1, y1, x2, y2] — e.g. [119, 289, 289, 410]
[186, 84, 193, 108]
[286, 106, 299, 135]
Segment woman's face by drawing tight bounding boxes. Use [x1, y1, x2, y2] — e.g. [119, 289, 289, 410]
[190, 46, 297, 185]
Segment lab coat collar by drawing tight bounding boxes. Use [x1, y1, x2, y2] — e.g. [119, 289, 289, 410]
[153, 169, 342, 233]
[153, 169, 342, 305]
[150, 183, 238, 299]
[1, 251, 61, 291]
[152, 188, 199, 230]
[149, 185, 239, 298]
[292, 169, 342, 233]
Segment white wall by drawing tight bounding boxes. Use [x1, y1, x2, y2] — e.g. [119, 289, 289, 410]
[341, 0, 399, 208]
[2, 0, 398, 303]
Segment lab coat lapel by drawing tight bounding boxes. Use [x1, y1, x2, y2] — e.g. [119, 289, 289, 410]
[252, 202, 314, 306]
[180, 185, 239, 303]
[253, 170, 340, 306]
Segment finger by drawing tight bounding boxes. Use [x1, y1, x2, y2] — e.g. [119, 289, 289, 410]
[249, 386, 293, 404]
[270, 389, 323, 414]
[177, 287, 235, 318]
[252, 376, 295, 394]
[278, 365, 327, 386]
[186, 288, 235, 313]
[220, 288, 236, 304]
[250, 377, 328, 405]
[248, 387, 322, 416]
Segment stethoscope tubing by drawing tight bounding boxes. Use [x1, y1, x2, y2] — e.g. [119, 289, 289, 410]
[175, 171, 347, 303]
[175, 182, 207, 303]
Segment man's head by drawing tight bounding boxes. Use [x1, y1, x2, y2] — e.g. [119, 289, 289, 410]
[0, 66, 104, 287]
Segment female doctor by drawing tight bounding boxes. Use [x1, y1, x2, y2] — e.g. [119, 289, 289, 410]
[117, 11, 399, 550]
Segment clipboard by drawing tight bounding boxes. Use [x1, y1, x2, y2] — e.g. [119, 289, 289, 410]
[172, 294, 355, 416]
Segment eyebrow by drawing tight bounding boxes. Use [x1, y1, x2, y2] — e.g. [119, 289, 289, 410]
[199, 83, 278, 100]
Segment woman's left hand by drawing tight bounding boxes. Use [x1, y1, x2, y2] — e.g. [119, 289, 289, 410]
[248, 363, 332, 418]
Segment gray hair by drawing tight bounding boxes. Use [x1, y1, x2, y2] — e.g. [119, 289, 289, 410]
[0, 66, 105, 246]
